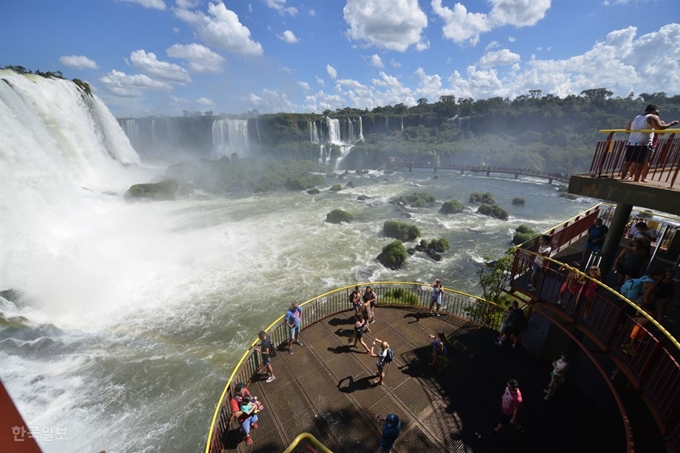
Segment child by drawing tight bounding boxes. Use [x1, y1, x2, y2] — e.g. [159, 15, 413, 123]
[240, 395, 258, 415]
[557, 261, 581, 308]
[498, 308, 509, 343]
[576, 266, 601, 320]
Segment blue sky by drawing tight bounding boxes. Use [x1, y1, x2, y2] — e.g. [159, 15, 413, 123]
[1, 0, 679, 117]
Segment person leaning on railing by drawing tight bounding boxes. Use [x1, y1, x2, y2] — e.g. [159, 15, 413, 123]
[621, 104, 679, 182]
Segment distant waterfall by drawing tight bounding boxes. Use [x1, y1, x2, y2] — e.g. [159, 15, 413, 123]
[315, 116, 364, 169]
[123, 119, 140, 149]
[401, 118, 404, 133]
[212, 119, 251, 158]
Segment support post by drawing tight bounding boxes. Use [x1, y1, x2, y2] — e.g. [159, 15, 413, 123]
[600, 203, 633, 280]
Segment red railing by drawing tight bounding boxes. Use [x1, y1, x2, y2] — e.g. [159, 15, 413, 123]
[510, 249, 680, 452]
[590, 130, 680, 187]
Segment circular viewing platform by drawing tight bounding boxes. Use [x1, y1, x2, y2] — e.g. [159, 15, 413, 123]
[205, 284, 627, 453]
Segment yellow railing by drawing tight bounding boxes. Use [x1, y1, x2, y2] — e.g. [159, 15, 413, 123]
[204, 282, 499, 453]
[282, 433, 334, 453]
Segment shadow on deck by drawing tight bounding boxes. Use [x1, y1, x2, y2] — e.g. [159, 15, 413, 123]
[228, 306, 624, 453]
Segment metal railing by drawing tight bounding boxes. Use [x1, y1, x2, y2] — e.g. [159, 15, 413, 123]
[590, 129, 680, 187]
[204, 282, 502, 453]
[510, 249, 680, 452]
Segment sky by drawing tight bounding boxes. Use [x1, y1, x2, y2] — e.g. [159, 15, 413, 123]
[1, 0, 679, 117]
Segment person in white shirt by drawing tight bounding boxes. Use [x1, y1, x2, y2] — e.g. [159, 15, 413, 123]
[529, 235, 552, 291]
[544, 354, 569, 400]
[621, 104, 679, 182]
[628, 221, 657, 255]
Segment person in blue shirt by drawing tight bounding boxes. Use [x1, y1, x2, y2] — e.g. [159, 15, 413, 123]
[375, 413, 401, 452]
[582, 218, 608, 261]
[285, 302, 303, 354]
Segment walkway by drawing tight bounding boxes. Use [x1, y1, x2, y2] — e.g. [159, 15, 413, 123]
[227, 306, 625, 453]
[386, 162, 569, 183]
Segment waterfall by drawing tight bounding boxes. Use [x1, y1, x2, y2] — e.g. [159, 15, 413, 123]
[123, 119, 140, 149]
[359, 116, 364, 141]
[401, 118, 404, 133]
[212, 119, 251, 158]
[255, 118, 261, 143]
[310, 120, 320, 144]
[326, 117, 342, 144]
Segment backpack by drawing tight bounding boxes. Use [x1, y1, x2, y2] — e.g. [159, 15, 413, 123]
[514, 308, 528, 331]
[349, 291, 356, 304]
[383, 348, 394, 364]
[269, 346, 277, 358]
[620, 276, 655, 300]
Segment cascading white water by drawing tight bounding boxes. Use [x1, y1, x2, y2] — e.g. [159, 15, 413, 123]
[310, 121, 320, 144]
[212, 119, 250, 158]
[319, 116, 364, 170]
[123, 119, 140, 150]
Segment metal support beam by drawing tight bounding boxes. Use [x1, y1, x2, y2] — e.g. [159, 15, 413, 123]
[600, 203, 632, 280]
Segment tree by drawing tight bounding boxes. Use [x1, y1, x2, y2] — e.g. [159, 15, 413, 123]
[580, 88, 613, 101]
[478, 248, 515, 303]
[417, 98, 428, 106]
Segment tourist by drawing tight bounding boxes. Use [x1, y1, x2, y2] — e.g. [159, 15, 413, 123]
[488, 379, 524, 437]
[575, 266, 601, 319]
[363, 286, 377, 324]
[544, 353, 569, 401]
[375, 413, 402, 452]
[529, 235, 552, 291]
[429, 331, 447, 372]
[230, 383, 263, 445]
[239, 395, 258, 416]
[634, 268, 665, 308]
[428, 278, 443, 316]
[621, 104, 678, 182]
[628, 221, 657, 256]
[285, 302, 303, 354]
[495, 300, 527, 349]
[611, 307, 654, 380]
[370, 338, 393, 386]
[350, 285, 362, 314]
[582, 218, 608, 262]
[349, 312, 371, 353]
[613, 240, 648, 287]
[253, 330, 276, 383]
[556, 261, 582, 309]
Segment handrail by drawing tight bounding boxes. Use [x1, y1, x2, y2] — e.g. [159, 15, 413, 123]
[510, 248, 680, 451]
[599, 129, 680, 134]
[204, 282, 501, 453]
[282, 432, 334, 453]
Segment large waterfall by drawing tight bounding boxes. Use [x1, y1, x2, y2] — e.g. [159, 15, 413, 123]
[212, 118, 251, 158]
[313, 116, 364, 169]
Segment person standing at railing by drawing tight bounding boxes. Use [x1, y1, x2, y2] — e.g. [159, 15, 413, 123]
[363, 286, 377, 324]
[621, 104, 679, 182]
[575, 266, 601, 320]
[582, 218, 608, 262]
[529, 235, 552, 292]
[428, 279, 443, 317]
[285, 302, 304, 354]
[613, 240, 648, 288]
[230, 383, 264, 445]
[253, 330, 276, 383]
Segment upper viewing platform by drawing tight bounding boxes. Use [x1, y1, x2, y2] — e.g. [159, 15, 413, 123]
[569, 129, 680, 215]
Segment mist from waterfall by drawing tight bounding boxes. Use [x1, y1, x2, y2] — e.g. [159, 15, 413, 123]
[212, 118, 251, 158]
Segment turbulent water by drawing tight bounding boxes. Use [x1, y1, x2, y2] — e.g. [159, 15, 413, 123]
[0, 71, 595, 452]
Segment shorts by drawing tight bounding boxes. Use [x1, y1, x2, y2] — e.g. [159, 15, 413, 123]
[288, 326, 300, 339]
[624, 145, 650, 164]
[262, 355, 271, 367]
[353, 302, 362, 311]
[584, 242, 601, 252]
[550, 370, 565, 384]
[503, 326, 520, 337]
[355, 330, 364, 339]
[431, 298, 441, 306]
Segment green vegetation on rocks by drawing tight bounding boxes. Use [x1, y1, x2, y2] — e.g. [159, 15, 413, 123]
[512, 197, 526, 206]
[559, 193, 578, 200]
[395, 192, 435, 207]
[306, 188, 320, 195]
[124, 179, 179, 202]
[325, 209, 353, 224]
[345, 181, 355, 188]
[377, 241, 408, 270]
[470, 192, 495, 204]
[440, 200, 464, 214]
[383, 220, 420, 241]
[329, 184, 342, 192]
[478, 203, 509, 220]
[513, 225, 536, 245]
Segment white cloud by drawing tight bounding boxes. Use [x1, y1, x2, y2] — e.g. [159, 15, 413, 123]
[176, 0, 198, 8]
[343, 0, 428, 52]
[326, 65, 337, 79]
[265, 0, 298, 16]
[390, 59, 402, 68]
[242, 88, 294, 112]
[278, 30, 299, 43]
[166, 43, 225, 73]
[315, 75, 325, 86]
[118, 0, 166, 10]
[175, 2, 264, 56]
[478, 49, 521, 68]
[298, 81, 310, 91]
[309, 9, 316, 17]
[196, 97, 215, 106]
[431, 0, 551, 45]
[59, 55, 98, 70]
[129, 50, 191, 83]
[99, 70, 172, 97]
[172, 27, 180, 33]
[370, 54, 384, 68]
[302, 90, 346, 112]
